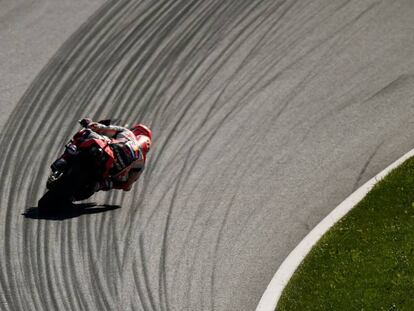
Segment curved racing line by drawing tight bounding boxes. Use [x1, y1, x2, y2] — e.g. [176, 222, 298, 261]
[1, 1, 414, 310]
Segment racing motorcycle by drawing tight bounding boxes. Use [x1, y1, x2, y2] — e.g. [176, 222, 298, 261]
[38, 120, 115, 210]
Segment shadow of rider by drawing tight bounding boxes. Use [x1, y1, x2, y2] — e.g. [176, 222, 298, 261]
[22, 202, 121, 220]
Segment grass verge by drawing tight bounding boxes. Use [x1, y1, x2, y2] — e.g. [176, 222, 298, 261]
[277, 156, 414, 311]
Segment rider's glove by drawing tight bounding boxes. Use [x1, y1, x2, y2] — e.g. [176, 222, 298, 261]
[79, 118, 92, 128]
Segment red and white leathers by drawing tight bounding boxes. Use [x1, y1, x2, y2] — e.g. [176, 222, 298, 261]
[54, 120, 152, 192]
[89, 122, 151, 191]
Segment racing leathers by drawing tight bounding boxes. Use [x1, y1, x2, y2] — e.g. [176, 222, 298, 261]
[52, 120, 151, 193]
[89, 122, 150, 191]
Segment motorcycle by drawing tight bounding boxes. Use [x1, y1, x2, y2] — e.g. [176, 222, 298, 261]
[38, 119, 115, 211]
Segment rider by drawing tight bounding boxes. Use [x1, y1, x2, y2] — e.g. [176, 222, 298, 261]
[51, 118, 152, 193]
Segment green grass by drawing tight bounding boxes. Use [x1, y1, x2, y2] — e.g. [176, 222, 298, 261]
[277, 156, 414, 311]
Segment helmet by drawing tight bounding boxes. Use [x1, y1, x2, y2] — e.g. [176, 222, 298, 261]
[131, 124, 152, 152]
[131, 124, 152, 141]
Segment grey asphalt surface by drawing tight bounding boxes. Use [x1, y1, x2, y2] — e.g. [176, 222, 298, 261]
[1, 1, 414, 310]
[0, 0, 105, 132]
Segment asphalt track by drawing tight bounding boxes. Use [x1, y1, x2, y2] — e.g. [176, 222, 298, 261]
[1, 1, 414, 310]
[0, 0, 105, 131]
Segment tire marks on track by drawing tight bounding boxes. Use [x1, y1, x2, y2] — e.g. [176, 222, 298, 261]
[1, 0, 414, 310]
